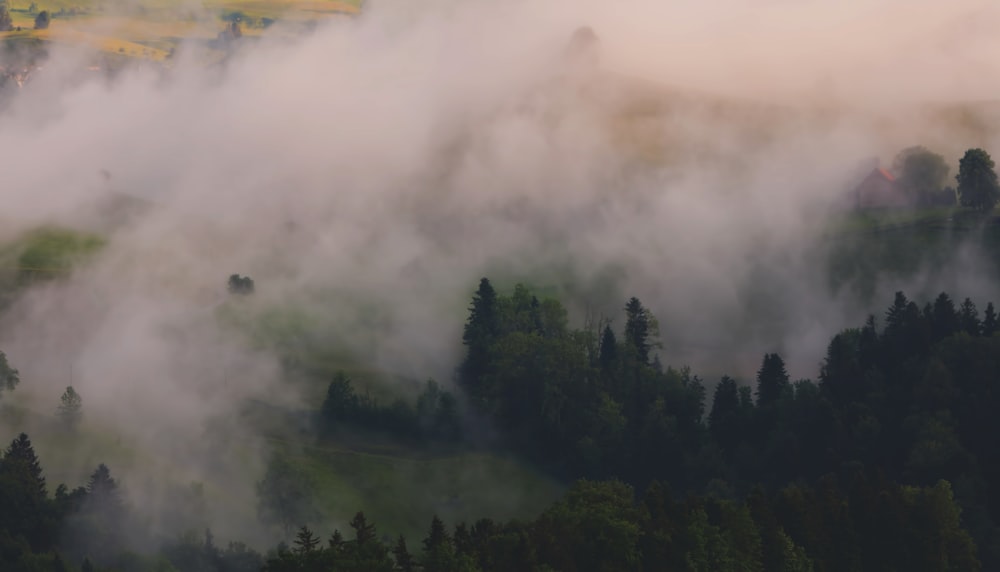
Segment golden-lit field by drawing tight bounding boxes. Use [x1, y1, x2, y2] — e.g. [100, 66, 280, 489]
[0, 0, 359, 61]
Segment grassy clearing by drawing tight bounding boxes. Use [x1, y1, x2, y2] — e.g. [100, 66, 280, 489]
[0, 0, 359, 62]
[279, 439, 563, 541]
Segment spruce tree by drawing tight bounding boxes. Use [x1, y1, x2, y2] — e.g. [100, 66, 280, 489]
[293, 526, 319, 553]
[755, 353, 790, 407]
[959, 298, 981, 336]
[982, 302, 998, 337]
[393, 535, 415, 572]
[3, 433, 46, 496]
[459, 278, 499, 402]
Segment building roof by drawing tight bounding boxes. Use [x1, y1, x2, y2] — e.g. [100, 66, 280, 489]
[874, 167, 895, 182]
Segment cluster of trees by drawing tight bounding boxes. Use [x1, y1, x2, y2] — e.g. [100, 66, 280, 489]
[227, 274, 255, 296]
[457, 279, 1000, 568]
[891, 146, 1000, 210]
[254, 474, 978, 572]
[3, 279, 1000, 570]
[0, 433, 136, 571]
[320, 375, 461, 443]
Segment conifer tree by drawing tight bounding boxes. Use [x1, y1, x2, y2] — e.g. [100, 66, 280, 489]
[755, 353, 790, 407]
[393, 535, 415, 572]
[3, 433, 46, 496]
[982, 302, 998, 337]
[293, 526, 319, 553]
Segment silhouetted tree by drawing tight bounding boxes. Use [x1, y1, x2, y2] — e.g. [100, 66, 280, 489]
[33, 10, 49, 29]
[57, 386, 82, 431]
[982, 302, 997, 337]
[893, 146, 950, 205]
[0, 351, 19, 399]
[293, 526, 319, 553]
[624, 297, 655, 364]
[3, 433, 46, 496]
[393, 535, 415, 572]
[460, 278, 499, 402]
[709, 376, 741, 452]
[957, 148, 1000, 211]
[959, 298, 981, 336]
[227, 274, 254, 295]
[755, 353, 789, 407]
[599, 324, 617, 371]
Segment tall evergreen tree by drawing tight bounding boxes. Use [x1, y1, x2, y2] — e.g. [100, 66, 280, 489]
[709, 376, 741, 452]
[624, 297, 654, 364]
[982, 302, 998, 337]
[0, 351, 19, 398]
[293, 526, 319, 553]
[599, 325, 618, 371]
[755, 353, 790, 407]
[350, 512, 377, 546]
[393, 535, 415, 572]
[459, 278, 499, 402]
[930, 292, 960, 341]
[3, 433, 46, 496]
[57, 386, 83, 431]
[959, 298, 981, 336]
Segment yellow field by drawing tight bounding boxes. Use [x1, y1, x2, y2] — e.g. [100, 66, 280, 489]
[0, 0, 359, 61]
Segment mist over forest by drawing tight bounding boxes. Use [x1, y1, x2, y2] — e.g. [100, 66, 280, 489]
[1, 0, 1000, 570]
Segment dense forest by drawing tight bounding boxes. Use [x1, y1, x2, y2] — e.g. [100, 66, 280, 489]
[1, 280, 999, 571]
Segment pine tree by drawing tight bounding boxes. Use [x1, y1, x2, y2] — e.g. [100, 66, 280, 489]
[459, 278, 499, 401]
[350, 511, 377, 546]
[0, 350, 19, 398]
[709, 376, 741, 452]
[293, 525, 319, 553]
[982, 302, 998, 337]
[930, 292, 959, 341]
[81, 558, 95, 572]
[599, 325, 617, 371]
[393, 535, 415, 572]
[959, 298, 981, 336]
[755, 353, 790, 407]
[624, 297, 654, 364]
[3, 433, 46, 496]
[328, 529, 345, 552]
[423, 515, 449, 552]
[57, 386, 83, 431]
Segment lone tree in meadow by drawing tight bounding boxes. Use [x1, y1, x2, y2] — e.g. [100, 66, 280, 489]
[956, 148, 1000, 212]
[227, 274, 255, 295]
[34, 10, 49, 30]
[57, 386, 83, 431]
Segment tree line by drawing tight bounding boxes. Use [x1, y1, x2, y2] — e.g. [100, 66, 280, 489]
[2, 281, 999, 570]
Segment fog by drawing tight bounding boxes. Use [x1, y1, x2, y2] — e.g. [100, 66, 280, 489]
[1, 0, 999, 544]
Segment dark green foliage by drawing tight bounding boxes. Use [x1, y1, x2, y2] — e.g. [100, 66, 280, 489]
[957, 148, 1000, 211]
[293, 526, 319, 553]
[754, 353, 789, 407]
[393, 535, 415, 572]
[319, 372, 461, 442]
[33, 10, 49, 29]
[959, 298, 981, 336]
[982, 303, 997, 337]
[624, 297, 655, 364]
[894, 146, 950, 205]
[459, 277, 499, 404]
[227, 274, 255, 295]
[0, 351, 19, 398]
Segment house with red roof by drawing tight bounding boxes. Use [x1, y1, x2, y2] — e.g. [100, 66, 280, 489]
[855, 167, 910, 209]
